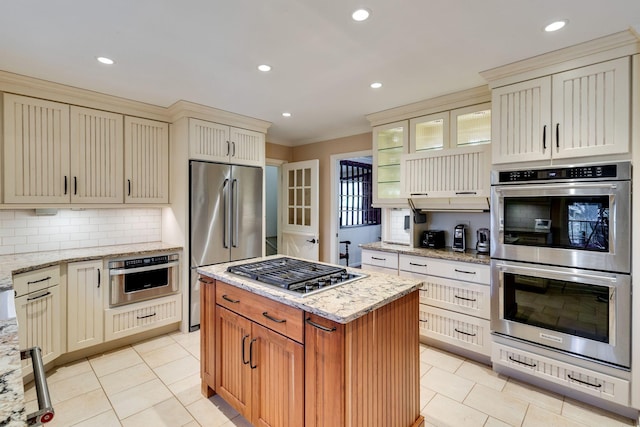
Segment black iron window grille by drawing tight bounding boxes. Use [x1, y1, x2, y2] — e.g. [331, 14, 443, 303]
[339, 160, 381, 227]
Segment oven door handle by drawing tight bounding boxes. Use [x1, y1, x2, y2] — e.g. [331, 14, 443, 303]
[494, 262, 618, 284]
[494, 182, 619, 195]
[109, 261, 180, 276]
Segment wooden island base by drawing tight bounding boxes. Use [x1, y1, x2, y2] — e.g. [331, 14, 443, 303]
[200, 275, 423, 427]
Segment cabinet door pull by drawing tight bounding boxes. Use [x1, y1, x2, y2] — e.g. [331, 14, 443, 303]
[226, 141, 230, 156]
[27, 291, 51, 301]
[64, 176, 68, 195]
[454, 295, 476, 302]
[97, 269, 101, 288]
[222, 295, 240, 304]
[372, 256, 386, 261]
[409, 262, 427, 267]
[74, 176, 78, 195]
[249, 338, 257, 369]
[454, 269, 476, 275]
[305, 317, 336, 332]
[198, 277, 214, 285]
[232, 141, 236, 157]
[555, 123, 560, 148]
[508, 356, 537, 368]
[241, 334, 250, 365]
[27, 276, 52, 285]
[454, 328, 476, 337]
[137, 312, 157, 319]
[263, 312, 286, 323]
[542, 125, 547, 149]
[455, 191, 477, 195]
[127, 179, 131, 196]
[567, 374, 602, 388]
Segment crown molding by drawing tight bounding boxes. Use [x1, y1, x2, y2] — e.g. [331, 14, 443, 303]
[167, 100, 271, 133]
[480, 30, 640, 88]
[366, 85, 490, 127]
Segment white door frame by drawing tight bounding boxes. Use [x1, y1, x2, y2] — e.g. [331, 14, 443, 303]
[329, 150, 373, 265]
[266, 158, 286, 256]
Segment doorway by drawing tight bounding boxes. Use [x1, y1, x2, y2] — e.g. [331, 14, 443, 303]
[330, 150, 381, 267]
[265, 164, 279, 255]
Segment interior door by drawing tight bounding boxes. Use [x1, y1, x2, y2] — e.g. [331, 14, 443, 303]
[281, 160, 319, 261]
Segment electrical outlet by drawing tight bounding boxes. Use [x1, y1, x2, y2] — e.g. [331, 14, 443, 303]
[455, 219, 471, 227]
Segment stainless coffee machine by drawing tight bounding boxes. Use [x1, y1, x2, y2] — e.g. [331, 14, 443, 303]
[476, 228, 490, 254]
[453, 224, 467, 252]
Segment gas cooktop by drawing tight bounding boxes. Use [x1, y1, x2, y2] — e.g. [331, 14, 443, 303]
[226, 257, 365, 297]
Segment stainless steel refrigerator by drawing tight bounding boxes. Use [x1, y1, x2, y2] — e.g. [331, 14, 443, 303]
[189, 160, 263, 330]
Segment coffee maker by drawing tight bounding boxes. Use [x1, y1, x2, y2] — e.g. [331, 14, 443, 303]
[452, 224, 467, 252]
[476, 228, 490, 254]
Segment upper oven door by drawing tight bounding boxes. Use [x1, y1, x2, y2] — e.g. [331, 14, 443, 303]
[490, 180, 630, 273]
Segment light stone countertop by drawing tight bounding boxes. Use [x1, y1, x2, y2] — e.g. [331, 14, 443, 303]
[360, 241, 491, 265]
[0, 242, 183, 426]
[197, 255, 423, 324]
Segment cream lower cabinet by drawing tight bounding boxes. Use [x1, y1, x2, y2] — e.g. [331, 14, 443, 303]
[189, 118, 265, 167]
[360, 249, 399, 275]
[400, 254, 491, 358]
[67, 260, 104, 352]
[104, 293, 181, 341]
[13, 266, 62, 376]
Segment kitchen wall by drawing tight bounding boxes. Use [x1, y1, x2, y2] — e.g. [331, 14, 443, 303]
[426, 211, 490, 249]
[0, 208, 162, 255]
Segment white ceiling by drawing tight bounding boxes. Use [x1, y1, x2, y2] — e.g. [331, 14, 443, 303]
[1, 1, 639, 146]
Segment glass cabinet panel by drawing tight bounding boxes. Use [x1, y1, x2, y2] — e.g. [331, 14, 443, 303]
[452, 103, 491, 147]
[410, 112, 449, 152]
[373, 121, 407, 204]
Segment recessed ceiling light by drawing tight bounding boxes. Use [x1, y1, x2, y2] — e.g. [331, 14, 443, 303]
[352, 8, 370, 22]
[370, 82, 382, 89]
[258, 64, 272, 72]
[282, 112, 291, 117]
[544, 20, 567, 32]
[96, 56, 115, 65]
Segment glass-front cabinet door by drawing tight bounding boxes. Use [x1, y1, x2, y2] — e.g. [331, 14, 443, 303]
[451, 102, 491, 147]
[372, 120, 408, 206]
[409, 112, 449, 152]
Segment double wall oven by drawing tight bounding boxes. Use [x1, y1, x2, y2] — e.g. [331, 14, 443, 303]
[490, 162, 631, 368]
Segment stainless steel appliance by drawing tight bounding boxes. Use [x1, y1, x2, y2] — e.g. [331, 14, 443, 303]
[491, 162, 631, 272]
[226, 257, 365, 297]
[476, 228, 490, 254]
[421, 230, 445, 249]
[189, 161, 263, 330]
[490, 162, 632, 367]
[452, 224, 466, 252]
[109, 253, 180, 307]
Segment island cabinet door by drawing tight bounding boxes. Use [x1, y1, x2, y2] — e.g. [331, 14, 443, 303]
[304, 314, 346, 427]
[199, 275, 216, 397]
[251, 323, 304, 427]
[215, 306, 253, 418]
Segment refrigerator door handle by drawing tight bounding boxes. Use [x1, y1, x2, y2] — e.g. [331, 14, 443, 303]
[223, 178, 230, 248]
[232, 178, 239, 247]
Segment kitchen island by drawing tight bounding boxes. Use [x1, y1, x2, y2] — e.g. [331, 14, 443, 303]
[197, 256, 424, 427]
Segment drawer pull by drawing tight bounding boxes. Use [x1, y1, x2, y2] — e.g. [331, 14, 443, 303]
[372, 257, 386, 261]
[455, 191, 477, 195]
[197, 277, 214, 285]
[27, 276, 52, 285]
[27, 291, 51, 301]
[567, 374, 602, 388]
[241, 334, 250, 365]
[222, 295, 240, 304]
[454, 328, 476, 337]
[454, 295, 477, 302]
[137, 312, 157, 319]
[306, 317, 336, 332]
[409, 262, 427, 267]
[249, 338, 257, 369]
[508, 356, 537, 368]
[454, 269, 476, 275]
[263, 312, 286, 323]
[419, 319, 428, 323]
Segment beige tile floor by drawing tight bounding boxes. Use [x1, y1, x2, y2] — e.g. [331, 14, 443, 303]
[24, 331, 637, 427]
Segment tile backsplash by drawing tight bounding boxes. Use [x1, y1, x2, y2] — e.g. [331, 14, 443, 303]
[0, 208, 162, 255]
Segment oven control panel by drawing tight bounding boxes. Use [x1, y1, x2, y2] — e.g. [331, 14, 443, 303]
[496, 164, 619, 183]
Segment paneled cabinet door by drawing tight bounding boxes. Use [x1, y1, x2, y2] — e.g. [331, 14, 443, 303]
[372, 120, 408, 206]
[124, 117, 169, 203]
[70, 106, 124, 203]
[491, 77, 552, 164]
[16, 285, 62, 375]
[251, 323, 304, 427]
[189, 118, 231, 162]
[3, 94, 70, 203]
[552, 57, 630, 159]
[230, 127, 265, 167]
[67, 260, 104, 352]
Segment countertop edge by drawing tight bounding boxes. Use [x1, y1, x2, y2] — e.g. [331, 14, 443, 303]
[360, 242, 491, 265]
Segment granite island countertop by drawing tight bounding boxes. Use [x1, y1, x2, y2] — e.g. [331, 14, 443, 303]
[197, 255, 423, 324]
[360, 241, 491, 265]
[0, 241, 184, 426]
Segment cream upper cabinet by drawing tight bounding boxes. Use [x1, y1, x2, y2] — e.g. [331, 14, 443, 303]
[3, 94, 71, 203]
[70, 106, 124, 203]
[492, 57, 630, 164]
[410, 112, 449, 152]
[124, 116, 169, 204]
[451, 103, 491, 148]
[189, 118, 265, 166]
[67, 260, 104, 352]
[372, 120, 408, 206]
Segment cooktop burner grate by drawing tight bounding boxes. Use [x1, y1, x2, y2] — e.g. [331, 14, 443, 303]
[227, 257, 346, 289]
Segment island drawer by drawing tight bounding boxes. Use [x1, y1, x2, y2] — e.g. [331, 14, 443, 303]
[216, 281, 304, 343]
[13, 265, 61, 297]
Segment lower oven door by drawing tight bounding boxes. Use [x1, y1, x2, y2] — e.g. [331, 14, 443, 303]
[491, 259, 630, 368]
